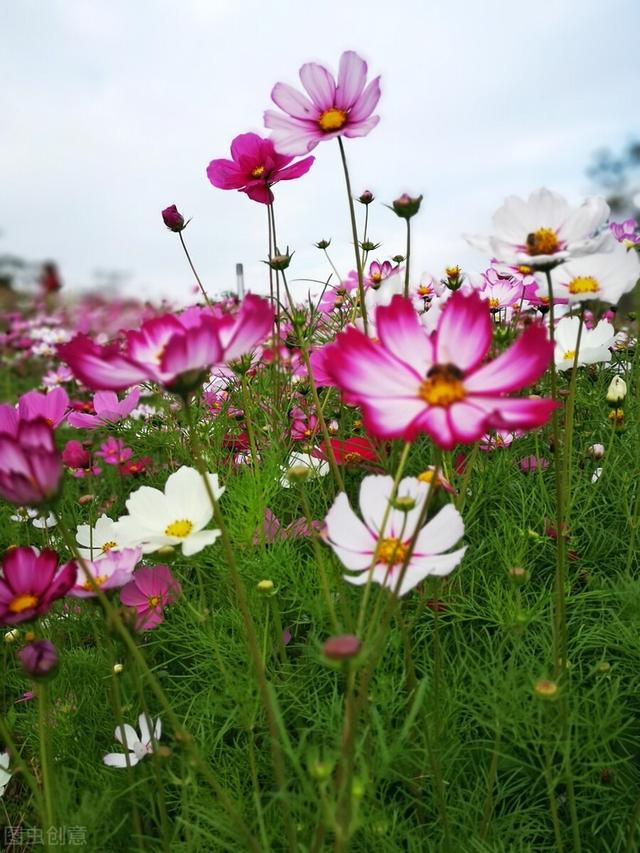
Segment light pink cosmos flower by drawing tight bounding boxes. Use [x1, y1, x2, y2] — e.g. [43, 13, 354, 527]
[264, 50, 381, 155]
[323, 475, 466, 597]
[58, 295, 274, 392]
[67, 547, 141, 599]
[95, 437, 133, 466]
[18, 387, 69, 427]
[326, 292, 556, 450]
[207, 132, 314, 205]
[67, 388, 141, 429]
[120, 565, 181, 631]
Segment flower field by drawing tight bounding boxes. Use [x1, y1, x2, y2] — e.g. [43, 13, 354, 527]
[1, 48, 640, 853]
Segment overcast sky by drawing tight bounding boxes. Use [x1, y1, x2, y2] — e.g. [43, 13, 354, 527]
[2, 0, 638, 304]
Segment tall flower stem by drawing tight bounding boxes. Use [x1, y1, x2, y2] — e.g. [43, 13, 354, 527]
[404, 219, 411, 298]
[178, 232, 213, 309]
[337, 138, 368, 335]
[298, 485, 341, 632]
[268, 202, 344, 493]
[37, 683, 55, 844]
[240, 373, 260, 469]
[183, 401, 298, 853]
[54, 519, 260, 853]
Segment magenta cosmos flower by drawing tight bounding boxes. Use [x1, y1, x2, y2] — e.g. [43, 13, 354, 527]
[58, 295, 274, 392]
[18, 387, 69, 427]
[326, 292, 556, 449]
[120, 565, 181, 630]
[264, 50, 381, 155]
[0, 409, 62, 505]
[0, 547, 76, 625]
[67, 388, 140, 429]
[207, 132, 314, 205]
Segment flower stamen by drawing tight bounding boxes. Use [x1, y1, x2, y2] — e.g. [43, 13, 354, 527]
[419, 364, 466, 407]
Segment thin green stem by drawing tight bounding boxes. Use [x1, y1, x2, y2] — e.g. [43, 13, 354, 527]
[37, 683, 55, 844]
[178, 232, 213, 308]
[404, 219, 411, 298]
[337, 137, 368, 335]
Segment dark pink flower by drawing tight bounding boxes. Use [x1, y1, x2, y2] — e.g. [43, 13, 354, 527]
[326, 292, 557, 449]
[0, 547, 76, 625]
[120, 565, 181, 630]
[62, 439, 91, 469]
[265, 50, 381, 155]
[0, 415, 62, 505]
[95, 437, 133, 465]
[207, 132, 314, 205]
[18, 640, 59, 678]
[58, 295, 274, 392]
[67, 388, 140, 429]
[18, 387, 69, 427]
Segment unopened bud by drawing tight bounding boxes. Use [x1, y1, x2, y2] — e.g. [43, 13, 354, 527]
[391, 193, 423, 219]
[444, 265, 463, 290]
[78, 494, 94, 506]
[162, 204, 186, 233]
[392, 255, 405, 264]
[508, 566, 528, 585]
[112, 663, 124, 674]
[587, 443, 605, 459]
[309, 759, 334, 781]
[597, 661, 611, 674]
[18, 640, 59, 679]
[156, 545, 176, 556]
[315, 239, 331, 249]
[606, 376, 627, 405]
[268, 249, 293, 271]
[533, 678, 558, 700]
[391, 496, 416, 512]
[4, 629, 19, 644]
[360, 240, 380, 252]
[323, 634, 361, 661]
[257, 579, 275, 594]
[358, 190, 374, 205]
[286, 465, 311, 483]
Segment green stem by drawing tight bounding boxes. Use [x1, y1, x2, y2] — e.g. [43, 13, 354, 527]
[404, 219, 411, 299]
[337, 137, 368, 335]
[37, 683, 55, 843]
[178, 232, 213, 308]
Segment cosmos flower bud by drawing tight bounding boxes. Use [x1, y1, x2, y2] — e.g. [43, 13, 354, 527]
[391, 193, 423, 219]
[268, 249, 293, 271]
[358, 190, 374, 205]
[587, 444, 605, 459]
[285, 465, 312, 484]
[360, 240, 380, 252]
[62, 439, 90, 469]
[392, 255, 405, 264]
[113, 663, 124, 674]
[323, 634, 362, 661]
[18, 640, 59, 679]
[257, 579, 275, 594]
[606, 376, 627, 405]
[391, 496, 416, 512]
[315, 239, 331, 249]
[533, 678, 558, 700]
[444, 265, 463, 291]
[508, 566, 528, 585]
[4, 629, 19, 644]
[162, 205, 186, 233]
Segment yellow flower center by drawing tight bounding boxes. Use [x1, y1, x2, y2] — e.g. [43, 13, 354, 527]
[568, 276, 599, 295]
[526, 228, 560, 256]
[563, 349, 576, 361]
[376, 537, 408, 565]
[251, 165, 265, 178]
[9, 593, 39, 614]
[518, 264, 533, 274]
[164, 519, 193, 538]
[370, 272, 382, 283]
[318, 108, 347, 131]
[488, 297, 500, 309]
[445, 265, 461, 278]
[148, 595, 161, 607]
[344, 452, 362, 463]
[419, 364, 466, 407]
[81, 574, 108, 591]
[418, 285, 432, 296]
[101, 541, 117, 553]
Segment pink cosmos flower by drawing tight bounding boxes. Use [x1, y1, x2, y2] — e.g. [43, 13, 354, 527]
[252, 508, 321, 545]
[264, 50, 381, 155]
[207, 132, 314, 205]
[0, 411, 62, 505]
[368, 261, 396, 286]
[67, 547, 141, 598]
[42, 366, 74, 389]
[95, 437, 133, 465]
[326, 292, 556, 449]
[0, 547, 77, 625]
[18, 387, 69, 427]
[120, 565, 182, 631]
[610, 219, 640, 247]
[58, 295, 274, 392]
[323, 475, 466, 597]
[67, 388, 141, 429]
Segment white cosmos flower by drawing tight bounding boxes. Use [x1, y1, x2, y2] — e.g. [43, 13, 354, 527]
[280, 452, 330, 488]
[541, 239, 640, 305]
[76, 514, 127, 561]
[112, 466, 223, 556]
[32, 511, 58, 530]
[103, 714, 161, 768]
[466, 188, 610, 268]
[10, 507, 39, 523]
[553, 316, 615, 371]
[591, 467, 603, 483]
[323, 475, 466, 597]
[0, 751, 11, 796]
